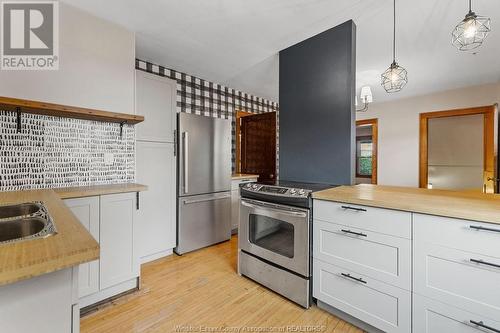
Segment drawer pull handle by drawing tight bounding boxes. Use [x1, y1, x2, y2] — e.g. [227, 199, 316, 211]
[470, 258, 500, 269]
[341, 205, 367, 212]
[341, 273, 367, 284]
[470, 320, 500, 333]
[470, 225, 500, 233]
[341, 229, 368, 237]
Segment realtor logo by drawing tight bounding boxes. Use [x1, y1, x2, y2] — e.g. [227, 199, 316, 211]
[1, 1, 59, 70]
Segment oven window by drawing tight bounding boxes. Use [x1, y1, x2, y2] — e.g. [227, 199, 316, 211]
[249, 214, 294, 258]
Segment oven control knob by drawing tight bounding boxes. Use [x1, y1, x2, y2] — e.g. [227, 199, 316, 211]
[252, 184, 259, 189]
[298, 189, 306, 196]
[290, 189, 297, 195]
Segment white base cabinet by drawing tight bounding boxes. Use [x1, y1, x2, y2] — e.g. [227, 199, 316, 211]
[313, 199, 500, 333]
[64, 197, 100, 298]
[313, 220, 411, 290]
[100, 193, 139, 289]
[414, 294, 500, 333]
[314, 259, 411, 333]
[65, 192, 139, 308]
[231, 178, 257, 233]
[0, 267, 79, 333]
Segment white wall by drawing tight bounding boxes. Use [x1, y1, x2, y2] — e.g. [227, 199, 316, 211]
[357, 83, 500, 187]
[0, 3, 135, 114]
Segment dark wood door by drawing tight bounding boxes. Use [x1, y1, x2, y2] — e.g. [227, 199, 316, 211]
[241, 112, 277, 183]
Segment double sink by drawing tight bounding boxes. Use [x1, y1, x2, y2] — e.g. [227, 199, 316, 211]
[0, 202, 57, 244]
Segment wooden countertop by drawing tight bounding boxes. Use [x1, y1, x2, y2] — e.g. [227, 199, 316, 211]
[0, 190, 99, 286]
[313, 184, 500, 225]
[232, 174, 259, 180]
[54, 183, 147, 199]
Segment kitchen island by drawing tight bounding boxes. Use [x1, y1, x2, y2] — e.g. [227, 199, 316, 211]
[312, 184, 500, 333]
[0, 189, 99, 333]
[0, 183, 147, 333]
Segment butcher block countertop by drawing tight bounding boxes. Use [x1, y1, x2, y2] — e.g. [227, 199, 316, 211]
[0, 190, 99, 286]
[232, 174, 259, 180]
[54, 183, 148, 199]
[0, 183, 147, 286]
[313, 184, 500, 225]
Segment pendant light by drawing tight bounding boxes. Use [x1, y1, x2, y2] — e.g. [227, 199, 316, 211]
[381, 0, 407, 93]
[452, 0, 491, 51]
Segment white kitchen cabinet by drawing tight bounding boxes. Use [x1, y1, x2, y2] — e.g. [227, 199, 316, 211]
[313, 197, 500, 333]
[0, 268, 77, 333]
[136, 141, 176, 262]
[314, 219, 411, 290]
[314, 200, 411, 239]
[64, 196, 100, 298]
[414, 294, 500, 333]
[414, 213, 500, 258]
[231, 178, 257, 233]
[414, 214, 500, 321]
[135, 70, 177, 143]
[313, 259, 411, 333]
[100, 192, 139, 290]
[313, 200, 412, 333]
[135, 68, 177, 263]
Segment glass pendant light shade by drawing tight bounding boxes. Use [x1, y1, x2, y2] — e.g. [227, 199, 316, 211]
[452, 11, 491, 51]
[381, 61, 408, 93]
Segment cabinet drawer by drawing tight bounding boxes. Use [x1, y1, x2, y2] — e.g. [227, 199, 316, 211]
[414, 294, 500, 333]
[414, 241, 500, 320]
[313, 259, 411, 333]
[313, 200, 411, 239]
[314, 220, 411, 290]
[414, 213, 500, 258]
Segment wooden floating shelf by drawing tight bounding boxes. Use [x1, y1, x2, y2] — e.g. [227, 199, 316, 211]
[0, 96, 144, 124]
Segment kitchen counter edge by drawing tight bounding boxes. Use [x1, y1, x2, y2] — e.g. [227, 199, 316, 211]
[312, 184, 500, 225]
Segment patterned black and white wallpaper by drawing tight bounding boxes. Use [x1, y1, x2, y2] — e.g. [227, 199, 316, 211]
[135, 59, 279, 173]
[0, 112, 135, 191]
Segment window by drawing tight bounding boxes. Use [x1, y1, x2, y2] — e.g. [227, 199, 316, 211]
[356, 137, 373, 177]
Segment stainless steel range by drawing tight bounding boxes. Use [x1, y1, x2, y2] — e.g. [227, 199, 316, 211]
[238, 181, 335, 308]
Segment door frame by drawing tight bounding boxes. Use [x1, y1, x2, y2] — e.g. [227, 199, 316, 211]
[356, 118, 378, 184]
[235, 110, 254, 173]
[419, 105, 495, 192]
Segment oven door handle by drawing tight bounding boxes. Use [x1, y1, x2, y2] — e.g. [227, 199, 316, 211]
[241, 200, 308, 218]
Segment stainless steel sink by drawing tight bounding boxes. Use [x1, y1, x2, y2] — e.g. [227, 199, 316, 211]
[0, 203, 41, 219]
[0, 217, 47, 243]
[0, 202, 57, 245]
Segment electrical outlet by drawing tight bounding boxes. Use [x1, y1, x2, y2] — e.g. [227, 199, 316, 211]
[104, 153, 114, 166]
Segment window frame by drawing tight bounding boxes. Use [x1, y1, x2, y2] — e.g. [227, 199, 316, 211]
[356, 135, 373, 178]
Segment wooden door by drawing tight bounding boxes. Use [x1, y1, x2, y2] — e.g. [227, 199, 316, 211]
[240, 112, 276, 183]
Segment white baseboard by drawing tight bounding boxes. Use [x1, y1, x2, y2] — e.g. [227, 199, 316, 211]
[140, 249, 174, 264]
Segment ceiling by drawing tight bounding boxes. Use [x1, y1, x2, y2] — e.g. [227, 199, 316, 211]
[62, 0, 500, 103]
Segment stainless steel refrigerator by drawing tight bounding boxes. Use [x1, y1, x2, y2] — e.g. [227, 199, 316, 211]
[175, 113, 232, 255]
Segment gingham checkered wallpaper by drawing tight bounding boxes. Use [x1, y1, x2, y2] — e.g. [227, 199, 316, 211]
[136, 59, 279, 173]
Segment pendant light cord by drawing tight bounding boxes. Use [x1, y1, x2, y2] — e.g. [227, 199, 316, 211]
[469, 0, 472, 13]
[393, 0, 396, 63]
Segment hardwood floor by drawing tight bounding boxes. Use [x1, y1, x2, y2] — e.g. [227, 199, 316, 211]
[81, 237, 365, 333]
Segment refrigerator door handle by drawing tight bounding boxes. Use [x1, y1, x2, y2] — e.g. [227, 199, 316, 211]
[182, 194, 231, 205]
[183, 131, 189, 194]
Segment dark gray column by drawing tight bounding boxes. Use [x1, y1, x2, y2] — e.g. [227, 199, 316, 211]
[279, 20, 356, 185]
